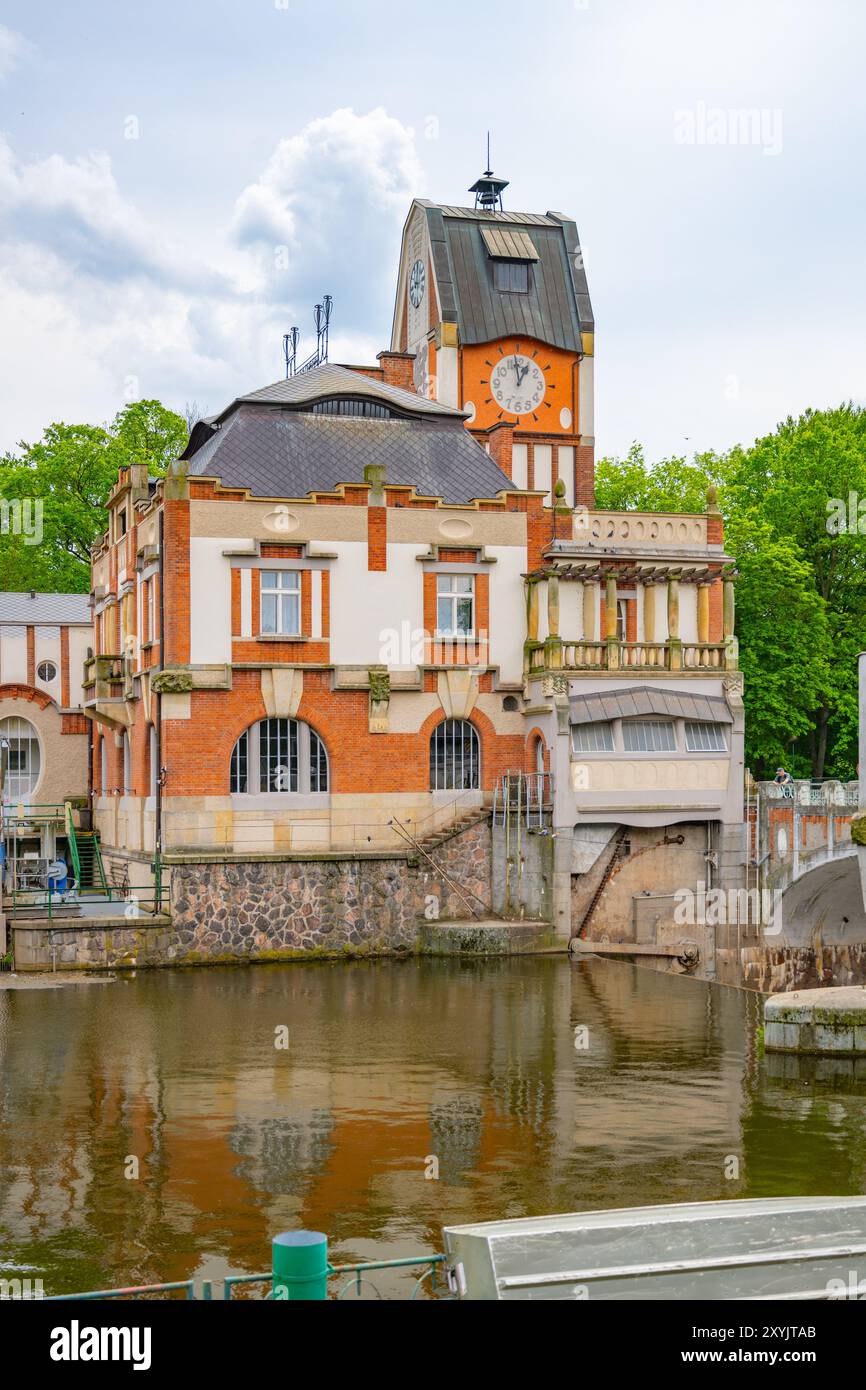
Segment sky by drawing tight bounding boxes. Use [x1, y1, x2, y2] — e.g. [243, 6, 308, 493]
[0, 0, 864, 461]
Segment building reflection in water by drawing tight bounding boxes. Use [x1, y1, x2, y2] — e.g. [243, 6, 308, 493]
[1, 958, 864, 1295]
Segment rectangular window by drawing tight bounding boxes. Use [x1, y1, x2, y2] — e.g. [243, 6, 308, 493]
[685, 721, 727, 753]
[572, 722, 614, 753]
[261, 571, 301, 636]
[436, 574, 475, 637]
[622, 719, 677, 753]
[494, 261, 529, 293]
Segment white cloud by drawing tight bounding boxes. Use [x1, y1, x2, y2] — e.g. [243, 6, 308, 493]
[232, 106, 421, 325]
[0, 25, 30, 80]
[0, 109, 421, 450]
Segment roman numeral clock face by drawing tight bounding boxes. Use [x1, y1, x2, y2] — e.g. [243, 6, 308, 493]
[489, 352, 548, 417]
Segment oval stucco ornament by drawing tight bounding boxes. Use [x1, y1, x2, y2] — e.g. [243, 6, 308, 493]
[439, 517, 474, 541]
[263, 506, 301, 534]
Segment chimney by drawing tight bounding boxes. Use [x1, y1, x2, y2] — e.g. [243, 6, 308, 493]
[376, 351, 416, 393]
[486, 421, 515, 479]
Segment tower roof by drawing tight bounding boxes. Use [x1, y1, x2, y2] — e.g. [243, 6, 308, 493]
[392, 200, 594, 355]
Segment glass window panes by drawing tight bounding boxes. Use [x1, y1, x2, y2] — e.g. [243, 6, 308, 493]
[261, 571, 301, 636]
[36, 660, 57, 683]
[572, 722, 614, 753]
[622, 719, 677, 753]
[0, 716, 41, 800]
[436, 574, 474, 636]
[430, 719, 479, 790]
[230, 721, 328, 794]
[309, 729, 328, 792]
[260, 718, 298, 792]
[685, 721, 727, 752]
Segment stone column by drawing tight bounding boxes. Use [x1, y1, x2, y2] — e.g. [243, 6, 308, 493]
[697, 583, 710, 644]
[545, 574, 562, 670]
[642, 583, 656, 643]
[604, 573, 619, 670]
[526, 580, 539, 639]
[667, 576, 681, 670]
[524, 579, 540, 680]
[583, 582, 596, 641]
[604, 574, 618, 638]
[723, 579, 736, 638]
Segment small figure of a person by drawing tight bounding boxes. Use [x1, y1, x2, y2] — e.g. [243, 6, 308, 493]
[774, 766, 794, 797]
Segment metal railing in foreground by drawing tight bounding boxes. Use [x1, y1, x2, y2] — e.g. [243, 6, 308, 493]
[41, 1234, 449, 1301]
[4, 884, 169, 921]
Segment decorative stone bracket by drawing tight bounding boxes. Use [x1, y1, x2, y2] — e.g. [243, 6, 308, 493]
[151, 669, 194, 694]
[437, 670, 479, 720]
[368, 666, 390, 733]
[261, 667, 303, 719]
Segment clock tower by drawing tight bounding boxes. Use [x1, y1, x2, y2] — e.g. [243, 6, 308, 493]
[391, 166, 595, 506]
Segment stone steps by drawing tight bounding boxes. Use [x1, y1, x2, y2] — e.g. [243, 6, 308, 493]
[415, 810, 489, 855]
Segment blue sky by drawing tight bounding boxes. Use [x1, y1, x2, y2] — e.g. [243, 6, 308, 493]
[0, 0, 864, 460]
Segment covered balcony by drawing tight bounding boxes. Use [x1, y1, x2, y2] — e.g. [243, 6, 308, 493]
[523, 565, 738, 678]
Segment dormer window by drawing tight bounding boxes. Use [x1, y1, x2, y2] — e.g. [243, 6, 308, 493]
[493, 261, 530, 294]
[311, 398, 393, 419]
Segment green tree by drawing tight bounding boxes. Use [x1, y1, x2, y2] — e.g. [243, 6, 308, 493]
[0, 400, 187, 594]
[596, 405, 866, 778]
[595, 442, 726, 514]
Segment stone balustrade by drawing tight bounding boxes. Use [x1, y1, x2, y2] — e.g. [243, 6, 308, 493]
[572, 510, 709, 548]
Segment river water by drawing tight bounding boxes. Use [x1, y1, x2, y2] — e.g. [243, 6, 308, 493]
[2, 957, 865, 1297]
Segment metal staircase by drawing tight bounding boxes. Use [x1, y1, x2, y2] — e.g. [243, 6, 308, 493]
[575, 827, 628, 939]
[66, 808, 110, 897]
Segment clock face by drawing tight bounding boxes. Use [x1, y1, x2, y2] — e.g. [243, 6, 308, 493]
[490, 353, 547, 416]
[409, 259, 426, 308]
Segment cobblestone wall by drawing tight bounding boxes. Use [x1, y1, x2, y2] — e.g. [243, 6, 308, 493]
[12, 820, 493, 968]
[169, 817, 491, 962]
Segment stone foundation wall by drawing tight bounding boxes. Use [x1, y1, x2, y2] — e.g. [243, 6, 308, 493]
[168, 816, 491, 962]
[740, 942, 866, 993]
[13, 920, 175, 971]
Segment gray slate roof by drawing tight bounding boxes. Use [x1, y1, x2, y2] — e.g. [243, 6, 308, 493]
[0, 592, 91, 624]
[223, 363, 463, 422]
[570, 687, 732, 726]
[186, 404, 516, 505]
[417, 202, 594, 353]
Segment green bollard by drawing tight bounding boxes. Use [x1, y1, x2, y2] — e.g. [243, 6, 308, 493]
[272, 1231, 328, 1301]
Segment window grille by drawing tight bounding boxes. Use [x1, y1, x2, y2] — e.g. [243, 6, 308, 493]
[430, 719, 479, 790]
[622, 719, 677, 753]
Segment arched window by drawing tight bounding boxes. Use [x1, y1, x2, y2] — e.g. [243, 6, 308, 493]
[0, 717, 42, 800]
[230, 718, 329, 794]
[430, 719, 479, 791]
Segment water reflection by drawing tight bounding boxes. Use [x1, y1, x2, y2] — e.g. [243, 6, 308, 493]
[0, 957, 864, 1296]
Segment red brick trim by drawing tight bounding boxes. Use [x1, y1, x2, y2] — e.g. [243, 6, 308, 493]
[0, 682, 54, 710]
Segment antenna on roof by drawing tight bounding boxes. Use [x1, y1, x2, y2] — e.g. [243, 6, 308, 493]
[283, 296, 333, 377]
[469, 133, 508, 212]
[283, 326, 300, 379]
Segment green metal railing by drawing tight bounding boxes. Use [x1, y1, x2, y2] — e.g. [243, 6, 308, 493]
[4, 884, 169, 921]
[41, 1238, 448, 1302]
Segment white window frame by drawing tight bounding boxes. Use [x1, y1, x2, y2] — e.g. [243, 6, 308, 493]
[622, 719, 677, 753]
[572, 721, 615, 754]
[260, 571, 302, 637]
[435, 574, 475, 639]
[685, 721, 728, 753]
[0, 717, 42, 801]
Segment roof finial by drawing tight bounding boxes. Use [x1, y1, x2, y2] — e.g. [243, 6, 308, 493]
[469, 135, 508, 213]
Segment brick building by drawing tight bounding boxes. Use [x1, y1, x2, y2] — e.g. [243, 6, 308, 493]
[83, 173, 745, 951]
